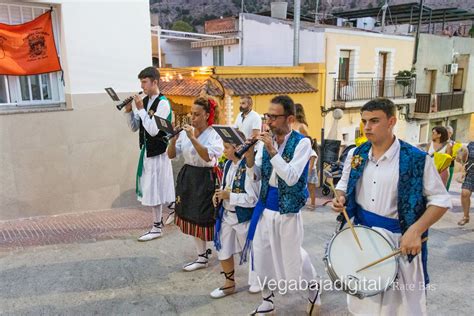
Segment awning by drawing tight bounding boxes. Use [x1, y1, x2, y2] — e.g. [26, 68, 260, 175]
[191, 37, 239, 48]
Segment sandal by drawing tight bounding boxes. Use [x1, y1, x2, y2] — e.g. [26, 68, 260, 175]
[250, 292, 275, 315]
[458, 217, 470, 226]
[210, 270, 236, 298]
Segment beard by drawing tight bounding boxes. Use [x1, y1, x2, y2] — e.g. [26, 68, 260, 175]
[240, 106, 250, 113]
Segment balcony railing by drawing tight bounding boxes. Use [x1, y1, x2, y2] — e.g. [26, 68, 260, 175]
[415, 91, 465, 113]
[332, 78, 416, 102]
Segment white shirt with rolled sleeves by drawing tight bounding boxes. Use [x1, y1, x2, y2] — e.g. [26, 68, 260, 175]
[246, 132, 319, 288]
[247, 132, 312, 187]
[335, 138, 452, 316]
[335, 138, 452, 217]
[234, 110, 262, 139]
[124, 94, 175, 206]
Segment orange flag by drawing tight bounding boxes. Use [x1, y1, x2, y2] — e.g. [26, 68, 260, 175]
[0, 10, 61, 75]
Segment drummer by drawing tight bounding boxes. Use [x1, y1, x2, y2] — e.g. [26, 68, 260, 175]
[332, 98, 451, 315]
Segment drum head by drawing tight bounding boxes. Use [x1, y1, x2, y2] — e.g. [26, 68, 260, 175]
[326, 226, 398, 298]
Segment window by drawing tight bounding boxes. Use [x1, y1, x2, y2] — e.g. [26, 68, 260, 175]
[213, 46, 224, 66]
[0, 3, 64, 108]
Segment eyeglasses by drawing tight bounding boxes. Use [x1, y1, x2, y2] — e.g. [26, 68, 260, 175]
[263, 113, 287, 121]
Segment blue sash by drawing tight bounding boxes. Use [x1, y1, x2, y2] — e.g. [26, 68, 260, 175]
[240, 186, 279, 265]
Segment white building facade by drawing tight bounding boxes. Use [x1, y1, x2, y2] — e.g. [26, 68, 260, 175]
[0, 0, 153, 220]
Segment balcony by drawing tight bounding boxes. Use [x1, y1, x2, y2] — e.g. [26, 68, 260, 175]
[332, 78, 416, 107]
[414, 91, 465, 116]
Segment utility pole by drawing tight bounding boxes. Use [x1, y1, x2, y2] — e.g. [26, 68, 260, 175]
[315, 0, 320, 24]
[293, 0, 301, 66]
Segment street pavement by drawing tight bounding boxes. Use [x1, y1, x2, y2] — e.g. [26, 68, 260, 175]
[0, 179, 473, 315]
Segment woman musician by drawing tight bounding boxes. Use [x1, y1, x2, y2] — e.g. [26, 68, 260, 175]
[167, 97, 224, 271]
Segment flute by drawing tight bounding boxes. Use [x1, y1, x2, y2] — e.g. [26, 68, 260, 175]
[164, 115, 190, 141]
[235, 121, 271, 159]
[116, 91, 144, 110]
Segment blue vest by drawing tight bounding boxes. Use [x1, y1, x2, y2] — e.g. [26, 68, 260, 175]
[260, 130, 309, 214]
[345, 140, 430, 284]
[214, 158, 254, 251]
[222, 158, 254, 223]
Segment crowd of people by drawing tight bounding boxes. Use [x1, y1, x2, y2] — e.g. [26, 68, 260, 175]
[122, 67, 470, 315]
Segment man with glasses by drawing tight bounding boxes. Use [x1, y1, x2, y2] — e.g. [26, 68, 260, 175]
[242, 95, 320, 315]
[234, 95, 262, 139]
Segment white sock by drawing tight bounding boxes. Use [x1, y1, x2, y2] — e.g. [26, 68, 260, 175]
[194, 237, 208, 262]
[308, 281, 321, 305]
[152, 205, 163, 223]
[150, 205, 163, 232]
[256, 289, 274, 311]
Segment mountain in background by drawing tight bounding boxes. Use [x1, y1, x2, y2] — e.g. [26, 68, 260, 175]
[150, 0, 474, 32]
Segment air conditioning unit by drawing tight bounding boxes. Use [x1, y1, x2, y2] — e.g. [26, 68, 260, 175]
[444, 63, 458, 75]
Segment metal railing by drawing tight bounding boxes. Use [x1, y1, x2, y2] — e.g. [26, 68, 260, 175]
[415, 93, 431, 113]
[332, 78, 416, 102]
[415, 91, 465, 113]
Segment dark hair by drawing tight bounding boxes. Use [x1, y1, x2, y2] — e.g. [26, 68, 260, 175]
[360, 98, 396, 118]
[240, 95, 253, 105]
[194, 97, 211, 113]
[271, 95, 295, 116]
[138, 67, 160, 82]
[194, 97, 219, 125]
[432, 126, 449, 143]
[294, 103, 308, 126]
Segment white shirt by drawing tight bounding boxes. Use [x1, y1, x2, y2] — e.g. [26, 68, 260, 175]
[336, 138, 452, 219]
[248, 132, 312, 188]
[174, 127, 224, 167]
[428, 141, 448, 155]
[125, 93, 171, 137]
[234, 110, 262, 139]
[222, 159, 260, 212]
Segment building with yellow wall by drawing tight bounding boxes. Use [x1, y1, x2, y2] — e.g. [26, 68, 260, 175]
[158, 64, 325, 138]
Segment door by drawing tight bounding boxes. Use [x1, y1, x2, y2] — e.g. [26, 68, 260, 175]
[453, 68, 464, 91]
[378, 52, 388, 97]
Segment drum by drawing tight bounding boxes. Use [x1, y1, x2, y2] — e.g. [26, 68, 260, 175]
[323, 226, 398, 299]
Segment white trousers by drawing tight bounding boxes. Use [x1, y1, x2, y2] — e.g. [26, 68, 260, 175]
[217, 210, 258, 285]
[348, 227, 427, 316]
[217, 210, 249, 260]
[253, 209, 317, 284]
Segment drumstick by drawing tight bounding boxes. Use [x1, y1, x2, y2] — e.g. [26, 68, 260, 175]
[355, 237, 429, 273]
[325, 171, 363, 251]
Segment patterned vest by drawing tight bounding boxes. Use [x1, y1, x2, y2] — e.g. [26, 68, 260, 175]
[260, 130, 309, 214]
[345, 140, 430, 282]
[222, 159, 254, 223]
[139, 93, 172, 158]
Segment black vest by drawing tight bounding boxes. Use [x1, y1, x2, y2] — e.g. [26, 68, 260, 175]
[139, 94, 169, 158]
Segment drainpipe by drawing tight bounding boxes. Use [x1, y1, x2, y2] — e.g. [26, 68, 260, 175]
[412, 0, 424, 67]
[293, 0, 301, 66]
[239, 13, 244, 65]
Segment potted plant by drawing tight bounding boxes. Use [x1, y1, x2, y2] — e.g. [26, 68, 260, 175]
[395, 69, 416, 98]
